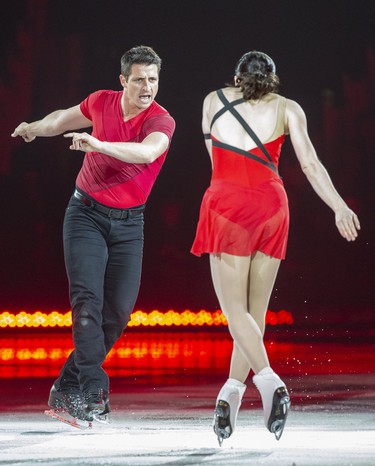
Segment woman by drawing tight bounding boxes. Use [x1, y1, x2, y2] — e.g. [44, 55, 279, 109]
[191, 51, 360, 445]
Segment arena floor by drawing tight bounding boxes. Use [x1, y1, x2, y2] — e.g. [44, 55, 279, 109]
[0, 330, 374, 465]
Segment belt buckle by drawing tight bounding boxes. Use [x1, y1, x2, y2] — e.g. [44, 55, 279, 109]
[120, 210, 129, 220]
[108, 209, 128, 220]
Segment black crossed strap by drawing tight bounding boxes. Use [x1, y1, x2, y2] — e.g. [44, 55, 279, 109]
[206, 89, 277, 173]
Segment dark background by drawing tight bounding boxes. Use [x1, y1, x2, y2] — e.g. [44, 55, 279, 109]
[1, 0, 374, 326]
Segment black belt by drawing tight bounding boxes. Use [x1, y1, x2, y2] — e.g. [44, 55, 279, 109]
[74, 190, 145, 220]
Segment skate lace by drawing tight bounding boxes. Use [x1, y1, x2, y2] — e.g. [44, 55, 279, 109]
[85, 389, 110, 407]
[85, 390, 104, 404]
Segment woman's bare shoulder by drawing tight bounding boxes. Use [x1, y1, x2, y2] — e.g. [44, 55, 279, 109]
[285, 97, 304, 113]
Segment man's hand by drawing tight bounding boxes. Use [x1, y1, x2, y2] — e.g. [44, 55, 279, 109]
[64, 132, 102, 153]
[11, 122, 36, 142]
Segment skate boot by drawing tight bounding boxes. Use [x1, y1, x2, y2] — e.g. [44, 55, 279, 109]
[253, 367, 291, 440]
[48, 384, 86, 420]
[213, 378, 246, 446]
[45, 384, 93, 428]
[83, 388, 110, 423]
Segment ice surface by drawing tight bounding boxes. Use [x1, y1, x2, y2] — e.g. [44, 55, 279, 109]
[0, 388, 374, 466]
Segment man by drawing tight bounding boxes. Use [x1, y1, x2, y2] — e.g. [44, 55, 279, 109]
[12, 45, 175, 423]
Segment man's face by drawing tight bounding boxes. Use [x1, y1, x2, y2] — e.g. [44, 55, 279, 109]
[120, 64, 159, 111]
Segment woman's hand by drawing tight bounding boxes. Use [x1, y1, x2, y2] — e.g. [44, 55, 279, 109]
[335, 206, 361, 241]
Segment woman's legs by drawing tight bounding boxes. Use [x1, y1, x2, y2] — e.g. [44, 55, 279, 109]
[228, 251, 281, 381]
[210, 251, 290, 442]
[210, 251, 280, 375]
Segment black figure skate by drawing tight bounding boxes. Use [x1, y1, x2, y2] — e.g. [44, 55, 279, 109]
[83, 388, 110, 424]
[45, 384, 92, 429]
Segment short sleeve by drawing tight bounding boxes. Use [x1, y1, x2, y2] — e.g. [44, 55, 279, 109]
[142, 114, 176, 142]
[79, 90, 104, 121]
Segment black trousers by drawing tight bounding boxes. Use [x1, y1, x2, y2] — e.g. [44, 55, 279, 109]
[55, 192, 144, 393]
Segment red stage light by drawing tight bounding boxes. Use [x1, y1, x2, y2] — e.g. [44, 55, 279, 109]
[0, 308, 293, 329]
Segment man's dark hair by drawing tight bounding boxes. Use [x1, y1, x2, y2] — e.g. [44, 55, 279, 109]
[233, 51, 280, 101]
[120, 45, 162, 81]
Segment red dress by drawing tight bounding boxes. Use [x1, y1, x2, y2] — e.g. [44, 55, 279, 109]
[191, 91, 289, 259]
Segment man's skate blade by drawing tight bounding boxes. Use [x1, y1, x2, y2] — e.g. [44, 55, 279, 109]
[92, 412, 110, 424]
[44, 409, 92, 430]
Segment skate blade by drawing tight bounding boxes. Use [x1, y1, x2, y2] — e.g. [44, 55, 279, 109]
[92, 413, 110, 424]
[216, 431, 224, 447]
[271, 418, 286, 440]
[268, 388, 291, 441]
[213, 400, 232, 446]
[45, 409, 92, 430]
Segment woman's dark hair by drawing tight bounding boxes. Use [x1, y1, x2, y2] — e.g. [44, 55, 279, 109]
[233, 51, 280, 100]
[120, 45, 162, 81]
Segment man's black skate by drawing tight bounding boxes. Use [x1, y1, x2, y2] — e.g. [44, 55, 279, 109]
[46, 384, 92, 428]
[267, 386, 291, 440]
[48, 384, 86, 420]
[83, 389, 110, 423]
[213, 400, 232, 446]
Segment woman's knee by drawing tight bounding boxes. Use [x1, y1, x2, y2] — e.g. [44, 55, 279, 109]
[227, 313, 263, 340]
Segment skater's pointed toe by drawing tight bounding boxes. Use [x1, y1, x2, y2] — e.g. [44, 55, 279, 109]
[267, 386, 291, 440]
[213, 399, 232, 445]
[253, 368, 291, 439]
[213, 379, 246, 446]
